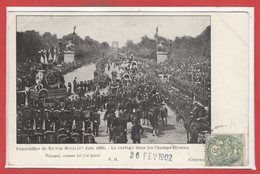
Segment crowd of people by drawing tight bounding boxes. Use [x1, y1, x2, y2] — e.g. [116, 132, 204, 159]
[17, 55, 169, 144]
[16, 51, 211, 144]
[17, 58, 95, 92]
[133, 56, 210, 131]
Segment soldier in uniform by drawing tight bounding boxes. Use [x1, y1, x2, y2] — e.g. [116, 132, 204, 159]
[142, 96, 151, 125]
[34, 108, 42, 130]
[105, 97, 116, 120]
[65, 108, 73, 131]
[43, 108, 53, 131]
[131, 118, 144, 143]
[34, 127, 44, 143]
[63, 131, 76, 144]
[112, 112, 127, 143]
[71, 129, 81, 143]
[86, 95, 92, 107]
[154, 92, 163, 104]
[74, 107, 83, 129]
[125, 98, 134, 114]
[53, 107, 61, 131]
[73, 77, 77, 93]
[83, 109, 92, 133]
[17, 108, 24, 131]
[104, 111, 116, 142]
[100, 93, 106, 111]
[22, 106, 33, 129]
[189, 122, 199, 143]
[93, 110, 100, 137]
[45, 129, 56, 143]
[95, 93, 101, 111]
[83, 128, 96, 143]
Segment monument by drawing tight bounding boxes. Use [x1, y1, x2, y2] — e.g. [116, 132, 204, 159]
[64, 40, 75, 63]
[155, 26, 168, 63]
[112, 41, 119, 51]
[64, 26, 76, 63]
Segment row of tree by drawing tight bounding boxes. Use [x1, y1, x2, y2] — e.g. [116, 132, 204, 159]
[16, 30, 110, 63]
[120, 26, 211, 64]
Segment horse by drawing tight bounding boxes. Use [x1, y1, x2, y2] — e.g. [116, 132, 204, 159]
[123, 110, 133, 123]
[111, 116, 128, 143]
[159, 105, 168, 129]
[131, 107, 143, 124]
[113, 131, 127, 143]
[183, 106, 211, 143]
[103, 111, 116, 136]
[147, 105, 160, 136]
[186, 118, 211, 143]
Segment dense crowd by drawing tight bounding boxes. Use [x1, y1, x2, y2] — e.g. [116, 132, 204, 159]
[174, 58, 211, 94]
[17, 57, 170, 144]
[16, 53, 210, 144]
[16, 58, 95, 92]
[134, 56, 210, 125]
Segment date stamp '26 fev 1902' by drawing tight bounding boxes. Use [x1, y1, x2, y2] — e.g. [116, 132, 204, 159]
[206, 134, 244, 166]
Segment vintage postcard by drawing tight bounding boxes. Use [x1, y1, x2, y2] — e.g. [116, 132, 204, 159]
[6, 7, 254, 169]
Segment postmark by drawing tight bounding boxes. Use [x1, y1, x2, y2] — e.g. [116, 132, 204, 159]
[205, 134, 244, 166]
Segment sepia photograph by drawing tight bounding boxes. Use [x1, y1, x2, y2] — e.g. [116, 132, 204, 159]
[15, 15, 211, 144]
[5, 7, 254, 169]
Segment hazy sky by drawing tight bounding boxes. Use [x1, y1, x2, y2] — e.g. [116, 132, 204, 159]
[17, 16, 210, 46]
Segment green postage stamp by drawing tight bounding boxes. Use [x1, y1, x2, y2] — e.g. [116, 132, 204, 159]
[205, 134, 245, 166]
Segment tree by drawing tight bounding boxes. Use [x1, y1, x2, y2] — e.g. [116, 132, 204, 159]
[100, 42, 110, 50]
[16, 30, 44, 63]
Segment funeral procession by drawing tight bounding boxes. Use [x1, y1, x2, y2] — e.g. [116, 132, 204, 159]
[16, 16, 211, 144]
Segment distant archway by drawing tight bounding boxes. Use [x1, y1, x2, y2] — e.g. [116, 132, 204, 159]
[112, 41, 119, 49]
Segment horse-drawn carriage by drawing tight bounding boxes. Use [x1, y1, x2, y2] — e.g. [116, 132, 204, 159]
[29, 67, 68, 106]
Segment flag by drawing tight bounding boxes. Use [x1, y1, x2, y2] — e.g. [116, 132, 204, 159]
[48, 48, 53, 61]
[40, 51, 45, 64]
[73, 26, 76, 35]
[156, 26, 158, 36]
[53, 48, 57, 63]
[44, 50, 48, 63]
